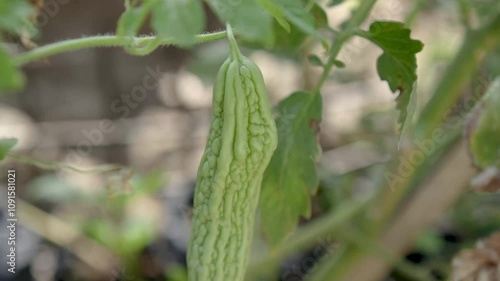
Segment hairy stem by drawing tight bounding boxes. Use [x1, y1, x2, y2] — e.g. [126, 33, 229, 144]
[13, 31, 227, 66]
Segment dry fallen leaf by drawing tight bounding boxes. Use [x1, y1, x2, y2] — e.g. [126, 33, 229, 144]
[452, 232, 500, 281]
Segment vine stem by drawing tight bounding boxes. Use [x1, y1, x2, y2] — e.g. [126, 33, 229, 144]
[12, 30, 228, 66]
[226, 23, 243, 62]
[7, 154, 124, 173]
[311, 0, 378, 95]
[246, 198, 369, 278]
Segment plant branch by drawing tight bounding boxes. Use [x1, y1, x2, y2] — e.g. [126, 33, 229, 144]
[246, 198, 368, 279]
[310, 12, 500, 281]
[8, 154, 124, 173]
[13, 31, 228, 66]
[312, 0, 378, 94]
[337, 142, 476, 281]
[17, 198, 117, 277]
[415, 14, 500, 140]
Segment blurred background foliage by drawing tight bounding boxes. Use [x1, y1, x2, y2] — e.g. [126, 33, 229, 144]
[0, 0, 500, 281]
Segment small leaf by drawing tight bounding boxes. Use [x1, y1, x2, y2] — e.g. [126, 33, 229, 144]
[260, 91, 322, 248]
[333, 59, 346, 68]
[206, 0, 273, 45]
[328, 0, 345, 6]
[466, 78, 500, 169]
[308, 54, 323, 66]
[359, 21, 423, 131]
[152, 0, 205, 47]
[0, 138, 17, 160]
[310, 3, 329, 29]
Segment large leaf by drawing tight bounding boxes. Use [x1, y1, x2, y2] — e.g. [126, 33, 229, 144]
[359, 21, 423, 131]
[152, 0, 205, 47]
[206, 0, 272, 45]
[0, 138, 17, 160]
[260, 91, 322, 247]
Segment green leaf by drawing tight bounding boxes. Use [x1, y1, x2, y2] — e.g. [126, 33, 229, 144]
[257, 0, 290, 32]
[0, 138, 17, 160]
[359, 21, 423, 131]
[254, 3, 328, 54]
[260, 91, 322, 247]
[328, 0, 345, 6]
[116, 0, 157, 37]
[269, 20, 308, 53]
[152, 0, 205, 47]
[0, 0, 33, 36]
[0, 48, 25, 92]
[206, 0, 273, 45]
[466, 78, 500, 169]
[121, 219, 156, 254]
[274, 1, 328, 44]
[308, 54, 323, 66]
[333, 59, 346, 68]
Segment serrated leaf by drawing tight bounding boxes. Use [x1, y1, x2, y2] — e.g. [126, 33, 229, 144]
[260, 91, 322, 247]
[152, 0, 205, 47]
[466, 78, 500, 169]
[0, 48, 25, 93]
[0, 138, 17, 160]
[206, 0, 273, 45]
[116, 0, 157, 37]
[0, 0, 33, 36]
[359, 21, 423, 131]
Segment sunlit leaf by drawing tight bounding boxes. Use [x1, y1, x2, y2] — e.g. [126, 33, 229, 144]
[359, 21, 423, 132]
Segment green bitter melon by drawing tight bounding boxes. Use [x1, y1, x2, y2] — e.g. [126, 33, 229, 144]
[187, 26, 278, 281]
